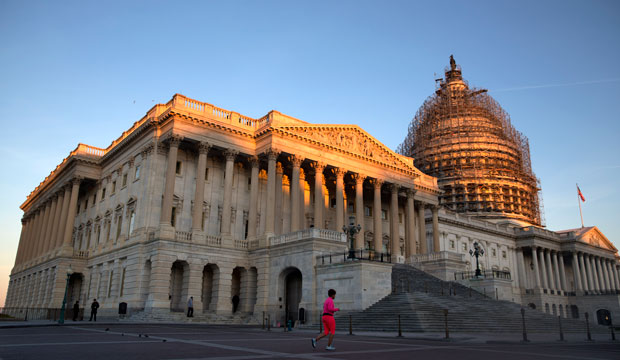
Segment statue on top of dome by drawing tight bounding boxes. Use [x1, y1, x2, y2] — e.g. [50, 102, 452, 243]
[449, 55, 456, 71]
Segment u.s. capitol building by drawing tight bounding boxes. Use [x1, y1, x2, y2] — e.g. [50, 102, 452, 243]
[5, 58, 619, 327]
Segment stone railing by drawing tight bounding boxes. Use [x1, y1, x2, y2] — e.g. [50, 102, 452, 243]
[73, 143, 106, 157]
[206, 235, 221, 247]
[73, 250, 89, 258]
[270, 228, 346, 246]
[234, 239, 248, 249]
[173, 94, 271, 132]
[408, 251, 464, 264]
[175, 231, 192, 242]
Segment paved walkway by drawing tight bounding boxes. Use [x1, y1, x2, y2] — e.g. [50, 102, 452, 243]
[0, 323, 618, 359]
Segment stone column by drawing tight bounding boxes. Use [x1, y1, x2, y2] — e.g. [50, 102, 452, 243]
[247, 156, 260, 239]
[160, 135, 182, 225]
[289, 156, 303, 232]
[353, 174, 365, 250]
[62, 178, 81, 252]
[334, 168, 346, 232]
[371, 179, 383, 252]
[405, 189, 416, 257]
[532, 247, 541, 289]
[539, 249, 549, 290]
[275, 162, 284, 234]
[603, 259, 612, 292]
[545, 250, 555, 291]
[14, 220, 27, 266]
[36, 200, 53, 259]
[571, 252, 583, 292]
[607, 261, 618, 291]
[389, 184, 400, 258]
[552, 251, 561, 293]
[584, 254, 598, 292]
[417, 202, 427, 254]
[558, 253, 567, 292]
[264, 149, 279, 235]
[17, 218, 31, 265]
[221, 149, 238, 237]
[312, 162, 326, 229]
[579, 253, 590, 292]
[432, 205, 440, 252]
[55, 185, 71, 249]
[299, 169, 306, 228]
[47, 191, 64, 254]
[517, 249, 527, 289]
[24, 210, 40, 263]
[42, 195, 59, 255]
[612, 264, 620, 291]
[595, 257, 606, 293]
[192, 142, 210, 232]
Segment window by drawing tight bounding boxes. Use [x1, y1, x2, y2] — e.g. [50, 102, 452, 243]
[176, 161, 182, 175]
[205, 168, 209, 181]
[129, 211, 135, 235]
[116, 215, 123, 241]
[134, 165, 141, 180]
[120, 268, 126, 297]
[171, 207, 177, 227]
[122, 174, 127, 187]
[330, 198, 336, 208]
[96, 225, 101, 245]
[502, 250, 507, 259]
[381, 209, 387, 220]
[364, 205, 372, 217]
[347, 202, 355, 213]
[111, 181, 116, 194]
[450, 240, 455, 249]
[462, 243, 467, 251]
[106, 222, 111, 242]
[101, 188, 106, 200]
[201, 211, 205, 231]
[491, 248, 497, 257]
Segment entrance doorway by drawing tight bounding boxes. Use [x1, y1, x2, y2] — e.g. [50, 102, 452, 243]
[283, 268, 302, 325]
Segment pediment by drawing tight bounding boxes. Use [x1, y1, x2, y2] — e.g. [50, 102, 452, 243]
[577, 227, 617, 252]
[273, 125, 418, 173]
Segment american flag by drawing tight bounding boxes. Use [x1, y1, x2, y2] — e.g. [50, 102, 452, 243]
[577, 185, 586, 202]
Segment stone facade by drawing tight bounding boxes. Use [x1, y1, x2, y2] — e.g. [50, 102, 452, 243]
[5, 94, 620, 326]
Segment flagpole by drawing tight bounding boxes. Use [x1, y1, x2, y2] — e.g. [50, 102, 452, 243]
[577, 183, 584, 228]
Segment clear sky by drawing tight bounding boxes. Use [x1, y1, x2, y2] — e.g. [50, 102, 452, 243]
[1, 0, 619, 306]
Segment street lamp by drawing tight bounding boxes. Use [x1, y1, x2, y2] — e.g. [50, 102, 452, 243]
[58, 265, 73, 324]
[342, 215, 361, 259]
[469, 242, 485, 277]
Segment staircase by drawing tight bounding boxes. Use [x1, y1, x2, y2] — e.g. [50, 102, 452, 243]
[336, 265, 610, 333]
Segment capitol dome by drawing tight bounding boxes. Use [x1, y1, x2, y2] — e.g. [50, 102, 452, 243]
[398, 56, 542, 226]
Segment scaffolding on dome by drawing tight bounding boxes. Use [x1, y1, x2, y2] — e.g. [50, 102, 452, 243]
[397, 56, 542, 226]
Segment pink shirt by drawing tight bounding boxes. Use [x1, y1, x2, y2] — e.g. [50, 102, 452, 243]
[323, 297, 339, 315]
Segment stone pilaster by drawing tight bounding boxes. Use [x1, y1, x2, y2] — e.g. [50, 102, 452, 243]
[311, 161, 325, 229]
[147, 255, 172, 309]
[160, 134, 182, 226]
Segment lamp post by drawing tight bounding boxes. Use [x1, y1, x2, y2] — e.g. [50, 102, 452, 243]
[343, 215, 361, 259]
[58, 266, 73, 324]
[469, 242, 485, 277]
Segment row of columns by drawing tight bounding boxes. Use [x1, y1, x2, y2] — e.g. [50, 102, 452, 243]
[517, 246, 620, 295]
[157, 136, 441, 257]
[15, 177, 82, 267]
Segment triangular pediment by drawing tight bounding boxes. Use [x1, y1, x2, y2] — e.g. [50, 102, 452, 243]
[577, 227, 617, 252]
[272, 124, 419, 174]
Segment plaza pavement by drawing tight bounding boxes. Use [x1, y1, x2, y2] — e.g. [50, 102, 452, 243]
[0, 322, 618, 359]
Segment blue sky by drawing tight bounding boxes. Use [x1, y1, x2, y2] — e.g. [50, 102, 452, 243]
[1, 0, 619, 306]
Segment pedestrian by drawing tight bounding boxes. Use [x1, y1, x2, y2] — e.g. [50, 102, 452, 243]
[89, 299, 99, 321]
[187, 296, 194, 317]
[72, 300, 80, 321]
[311, 289, 340, 351]
[232, 295, 240, 313]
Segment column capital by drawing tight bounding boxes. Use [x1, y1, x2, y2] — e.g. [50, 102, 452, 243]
[332, 167, 347, 179]
[224, 149, 239, 161]
[264, 148, 280, 161]
[352, 173, 366, 184]
[415, 200, 426, 208]
[388, 183, 399, 193]
[198, 141, 211, 155]
[406, 188, 416, 198]
[166, 133, 183, 147]
[310, 161, 326, 173]
[369, 178, 384, 189]
[70, 176, 83, 186]
[249, 155, 260, 168]
[289, 155, 304, 167]
[432, 204, 441, 211]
